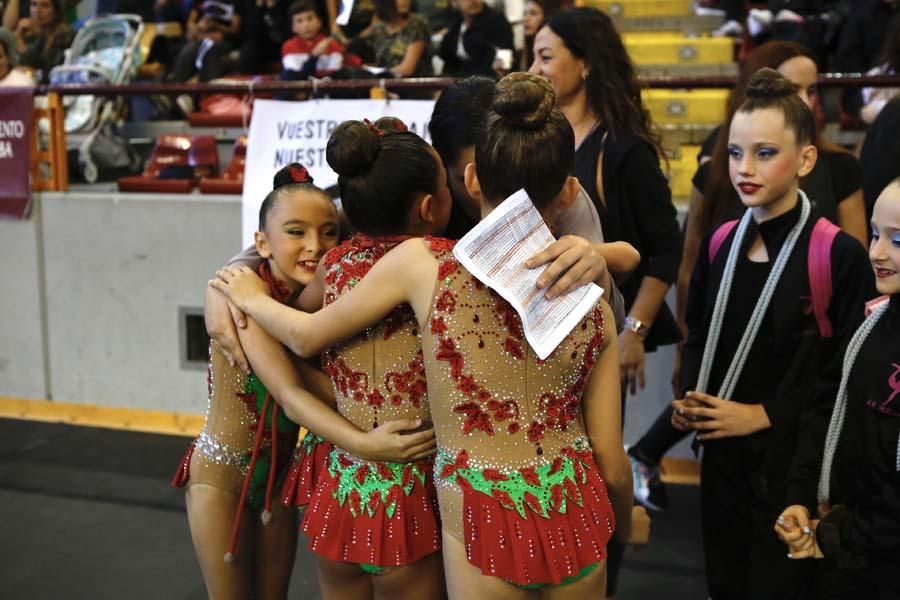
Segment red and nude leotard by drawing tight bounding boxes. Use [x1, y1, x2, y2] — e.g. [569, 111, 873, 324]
[301, 235, 441, 567]
[422, 237, 616, 586]
[172, 263, 328, 553]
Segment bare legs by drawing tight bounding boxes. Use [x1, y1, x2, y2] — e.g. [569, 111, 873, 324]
[315, 550, 444, 600]
[186, 483, 298, 600]
[442, 529, 607, 600]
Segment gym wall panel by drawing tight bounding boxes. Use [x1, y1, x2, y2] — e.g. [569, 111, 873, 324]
[39, 190, 242, 415]
[0, 208, 48, 398]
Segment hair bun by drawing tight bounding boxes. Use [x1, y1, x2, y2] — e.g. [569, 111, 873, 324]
[492, 72, 556, 130]
[273, 163, 314, 189]
[745, 67, 798, 100]
[326, 121, 381, 178]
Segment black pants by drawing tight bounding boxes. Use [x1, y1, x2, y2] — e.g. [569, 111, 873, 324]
[632, 404, 690, 465]
[170, 39, 232, 83]
[809, 560, 900, 600]
[701, 441, 813, 600]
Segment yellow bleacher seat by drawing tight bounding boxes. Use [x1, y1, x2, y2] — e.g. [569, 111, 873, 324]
[623, 33, 734, 65]
[665, 144, 701, 199]
[581, 0, 692, 17]
[643, 89, 729, 125]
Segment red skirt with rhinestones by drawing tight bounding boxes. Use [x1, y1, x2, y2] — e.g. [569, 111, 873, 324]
[300, 451, 442, 566]
[458, 459, 615, 585]
[280, 434, 332, 508]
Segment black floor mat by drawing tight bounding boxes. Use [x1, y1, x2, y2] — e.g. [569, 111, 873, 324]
[0, 418, 706, 599]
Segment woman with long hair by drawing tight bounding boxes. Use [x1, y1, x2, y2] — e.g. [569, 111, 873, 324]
[529, 10, 683, 594]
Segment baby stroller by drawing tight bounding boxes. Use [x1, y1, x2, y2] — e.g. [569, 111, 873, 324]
[49, 14, 144, 182]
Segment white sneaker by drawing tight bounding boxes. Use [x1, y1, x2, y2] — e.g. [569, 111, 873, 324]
[712, 19, 744, 37]
[748, 8, 773, 37]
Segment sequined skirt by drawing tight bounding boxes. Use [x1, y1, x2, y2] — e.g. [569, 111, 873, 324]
[434, 442, 615, 585]
[301, 448, 441, 566]
[280, 431, 332, 508]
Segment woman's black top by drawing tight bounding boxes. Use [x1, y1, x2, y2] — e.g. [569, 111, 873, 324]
[574, 125, 683, 351]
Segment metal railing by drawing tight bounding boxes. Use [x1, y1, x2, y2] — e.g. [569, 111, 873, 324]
[37, 73, 900, 97]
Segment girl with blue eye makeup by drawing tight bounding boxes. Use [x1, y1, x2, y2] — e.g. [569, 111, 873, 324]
[669, 68, 875, 600]
[776, 178, 900, 600]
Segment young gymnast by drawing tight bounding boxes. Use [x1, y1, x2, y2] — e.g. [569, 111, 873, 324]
[175, 164, 435, 600]
[670, 69, 874, 600]
[776, 178, 900, 600]
[212, 72, 641, 598]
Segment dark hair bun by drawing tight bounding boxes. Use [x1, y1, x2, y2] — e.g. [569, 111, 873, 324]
[273, 163, 314, 189]
[492, 72, 556, 130]
[326, 120, 381, 178]
[745, 67, 798, 99]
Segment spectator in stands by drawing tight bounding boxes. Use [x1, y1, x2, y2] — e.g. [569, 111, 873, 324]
[518, 0, 560, 72]
[169, 0, 243, 85]
[240, 0, 291, 74]
[0, 27, 34, 85]
[415, 0, 453, 34]
[326, 0, 373, 41]
[438, 0, 513, 77]
[833, 0, 899, 120]
[281, 0, 346, 79]
[361, 0, 431, 77]
[3, 0, 74, 82]
[860, 12, 900, 125]
[861, 97, 900, 223]
[530, 9, 683, 596]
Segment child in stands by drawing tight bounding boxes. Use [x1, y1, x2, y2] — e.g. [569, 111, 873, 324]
[281, 0, 348, 80]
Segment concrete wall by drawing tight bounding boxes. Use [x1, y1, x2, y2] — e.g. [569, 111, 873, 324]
[0, 204, 47, 399]
[0, 190, 692, 456]
[0, 187, 242, 415]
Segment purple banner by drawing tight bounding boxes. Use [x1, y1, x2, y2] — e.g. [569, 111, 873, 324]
[0, 87, 34, 219]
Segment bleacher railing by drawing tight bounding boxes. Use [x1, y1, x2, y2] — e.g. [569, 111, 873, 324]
[31, 74, 900, 191]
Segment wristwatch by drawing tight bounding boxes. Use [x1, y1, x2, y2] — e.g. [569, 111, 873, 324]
[624, 316, 649, 338]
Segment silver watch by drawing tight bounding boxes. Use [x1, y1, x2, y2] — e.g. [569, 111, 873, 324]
[624, 316, 648, 337]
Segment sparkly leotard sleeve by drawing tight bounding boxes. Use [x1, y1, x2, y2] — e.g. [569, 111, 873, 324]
[421, 236, 616, 586]
[300, 235, 442, 568]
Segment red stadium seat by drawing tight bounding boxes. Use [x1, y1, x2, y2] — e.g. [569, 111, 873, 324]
[118, 135, 219, 193]
[199, 136, 247, 194]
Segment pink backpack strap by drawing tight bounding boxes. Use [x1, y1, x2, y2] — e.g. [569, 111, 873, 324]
[708, 220, 739, 264]
[808, 217, 840, 339]
[866, 295, 890, 317]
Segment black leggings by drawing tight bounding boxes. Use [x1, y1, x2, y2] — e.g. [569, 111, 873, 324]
[631, 404, 691, 466]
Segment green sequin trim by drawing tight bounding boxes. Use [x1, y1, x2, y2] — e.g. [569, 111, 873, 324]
[514, 562, 599, 590]
[329, 451, 427, 519]
[299, 430, 325, 451]
[437, 442, 593, 520]
[359, 562, 387, 575]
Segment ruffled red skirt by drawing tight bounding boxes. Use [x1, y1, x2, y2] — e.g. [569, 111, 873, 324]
[280, 437, 332, 508]
[300, 458, 442, 567]
[461, 461, 615, 585]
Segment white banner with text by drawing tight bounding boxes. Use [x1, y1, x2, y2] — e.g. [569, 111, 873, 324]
[241, 98, 435, 246]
